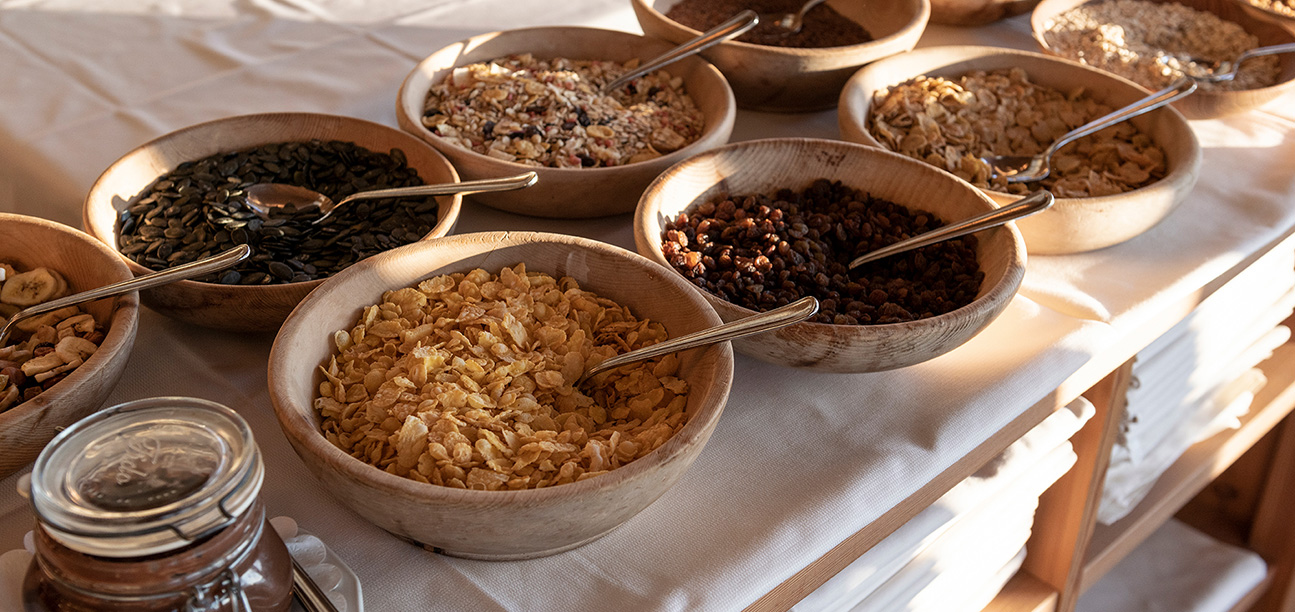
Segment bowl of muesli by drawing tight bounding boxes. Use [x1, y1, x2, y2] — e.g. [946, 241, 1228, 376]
[838, 46, 1201, 255]
[268, 231, 734, 559]
[397, 26, 736, 219]
[1032, 0, 1295, 119]
[0, 213, 139, 478]
[631, 0, 929, 112]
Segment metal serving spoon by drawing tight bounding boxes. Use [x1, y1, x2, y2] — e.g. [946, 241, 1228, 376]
[242, 171, 538, 225]
[980, 78, 1197, 184]
[602, 10, 759, 92]
[1161, 42, 1295, 83]
[766, 0, 830, 34]
[577, 296, 818, 386]
[848, 190, 1054, 270]
[0, 245, 251, 347]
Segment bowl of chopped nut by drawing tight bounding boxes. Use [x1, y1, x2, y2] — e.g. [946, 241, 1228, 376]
[838, 46, 1201, 255]
[631, 0, 929, 112]
[396, 26, 736, 219]
[83, 112, 464, 332]
[1032, 0, 1295, 119]
[268, 231, 734, 559]
[634, 137, 1026, 372]
[0, 213, 139, 477]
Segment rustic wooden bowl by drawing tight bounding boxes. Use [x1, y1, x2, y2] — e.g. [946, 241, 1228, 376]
[1237, 0, 1295, 33]
[1032, 0, 1295, 119]
[838, 46, 1201, 255]
[0, 214, 139, 477]
[634, 138, 1025, 373]
[396, 27, 735, 219]
[268, 231, 733, 559]
[930, 0, 1040, 26]
[83, 113, 463, 332]
[632, 0, 929, 112]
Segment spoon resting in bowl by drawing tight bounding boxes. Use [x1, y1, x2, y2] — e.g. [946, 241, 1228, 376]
[243, 171, 538, 225]
[765, 0, 830, 34]
[602, 10, 759, 93]
[1159, 42, 1295, 83]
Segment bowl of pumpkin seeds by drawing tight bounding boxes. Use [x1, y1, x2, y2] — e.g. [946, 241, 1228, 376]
[83, 112, 465, 332]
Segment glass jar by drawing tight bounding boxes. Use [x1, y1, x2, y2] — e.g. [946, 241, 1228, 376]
[20, 397, 293, 612]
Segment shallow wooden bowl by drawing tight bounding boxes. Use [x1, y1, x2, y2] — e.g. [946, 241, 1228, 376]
[838, 46, 1201, 255]
[1032, 0, 1295, 119]
[634, 138, 1025, 372]
[632, 0, 929, 112]
[1237, 0, 1295, 33]
[930, 0, 1040, 25]
[268, 231, 733, 559]
[396, 27, 735, 219]
[0, 214, 139, 477]
[83, 113, 463, 332]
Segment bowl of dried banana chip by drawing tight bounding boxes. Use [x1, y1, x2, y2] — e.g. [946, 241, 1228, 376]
[0, 213, 139, 477]
[839, 46, 1201, 255]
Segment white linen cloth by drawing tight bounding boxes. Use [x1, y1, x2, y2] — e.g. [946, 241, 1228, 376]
[1076, 519, 1268, 612]
[0, 3, 1293, 610]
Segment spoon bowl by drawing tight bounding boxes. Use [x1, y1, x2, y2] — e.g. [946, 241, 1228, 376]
[243, 172, 538, 224]
[766, 0, 831, 34]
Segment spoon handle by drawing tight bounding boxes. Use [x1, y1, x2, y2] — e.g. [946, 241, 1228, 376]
[1043, 78, 1196, 159]
[579, 296, 818, 384]
[848, 190, 1054, 270]
[315, 172, 538, 224]
[1236, 42, 1295, 67]
[291, 557, 341, 612]
[0, 245, 251, 346]
[601, 10, 759, 93]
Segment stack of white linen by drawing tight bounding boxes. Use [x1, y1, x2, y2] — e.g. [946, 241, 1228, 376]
[792, 397, 1095, 612]
[1099, 248, 1295, 524]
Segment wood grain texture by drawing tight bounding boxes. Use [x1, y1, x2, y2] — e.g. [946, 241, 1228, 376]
[838, 45, 1202, 255]
[981, 570, 1059, 612]
[1247, 402, 1295, 611]
[1032, 0, 1295, 119]
[82, 112, 463, 332]
[395, 26, 735, 218]
[0, 213, 139, 477]
[631, 0, 929, 112]
[634, 137, 1026, 372]
[267, 231, 734, 560]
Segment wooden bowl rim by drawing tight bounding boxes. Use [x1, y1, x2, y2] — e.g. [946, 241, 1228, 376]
[839, 45, 1203, 210]
[0, 213, 139, 425]
[396, 25, 737, 176]
[1236, 0, 1295, 25]
[630, 0, 932, 56]
[269, 230, 735, 504]
[634, 137, 1026, 335]
[82, 111, 463, 293]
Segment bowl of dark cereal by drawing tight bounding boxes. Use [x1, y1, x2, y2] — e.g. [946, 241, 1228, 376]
[634, 138, 1026, 373]
[1032, 0, 1295, 119]
[268, 231, 733, 558]
[0, 213, 139, 477]
[839, 46, 1201, 254]
[631, 0, 929, 112]
[83, 112, 464, 332]
[396, 26, 735, 219]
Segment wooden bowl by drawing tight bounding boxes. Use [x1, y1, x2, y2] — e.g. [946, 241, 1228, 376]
[1032, 0, 1295, 119]
[0, 214, 139, 477]
[1237, 1, 1295, 33]
[83, 113, 463, 332]
[268, 231, 733, 559]
[838, 46, 1201, 255]
[634, 138, 1025, 373]
[930, 0, 1040, 26]
[396, 27, 735, 219]
[631, 0, 929, 112]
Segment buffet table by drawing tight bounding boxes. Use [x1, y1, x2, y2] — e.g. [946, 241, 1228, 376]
[1, 1, 1293, 610]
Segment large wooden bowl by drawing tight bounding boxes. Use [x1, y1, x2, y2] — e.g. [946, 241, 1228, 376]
[83, 113, 463, 332]
[396, 27, 735, 219]
[838, 46, 1201, 255]
[0, 214, 139, 477]
[634, 138, 1025, 373]
[1237, 0, 1295, 33]
[1032, 0, 1295, 119]
[632, 0, 929, 112]
[268, 232, 733, 559]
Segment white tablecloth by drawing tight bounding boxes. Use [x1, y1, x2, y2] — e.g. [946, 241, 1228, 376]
[1, 1, 1293, 610]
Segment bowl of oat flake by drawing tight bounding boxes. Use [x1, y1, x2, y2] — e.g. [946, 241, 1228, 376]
[397, 26, 736, 219]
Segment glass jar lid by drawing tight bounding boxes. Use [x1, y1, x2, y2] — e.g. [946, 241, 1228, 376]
[29, 397, 264, 558]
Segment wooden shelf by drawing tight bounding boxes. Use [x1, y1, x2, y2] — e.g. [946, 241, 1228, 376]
[1080, 341, 1295, 593]
[982, 570, 1058, 612]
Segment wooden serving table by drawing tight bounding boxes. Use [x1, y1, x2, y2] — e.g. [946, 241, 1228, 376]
[0, 2, 1293, 610]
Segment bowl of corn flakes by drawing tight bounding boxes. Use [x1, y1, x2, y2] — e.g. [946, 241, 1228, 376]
[0, 213, 139, 477]
[839, 46, 1201, 255]
[268, 231, 734, 559]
